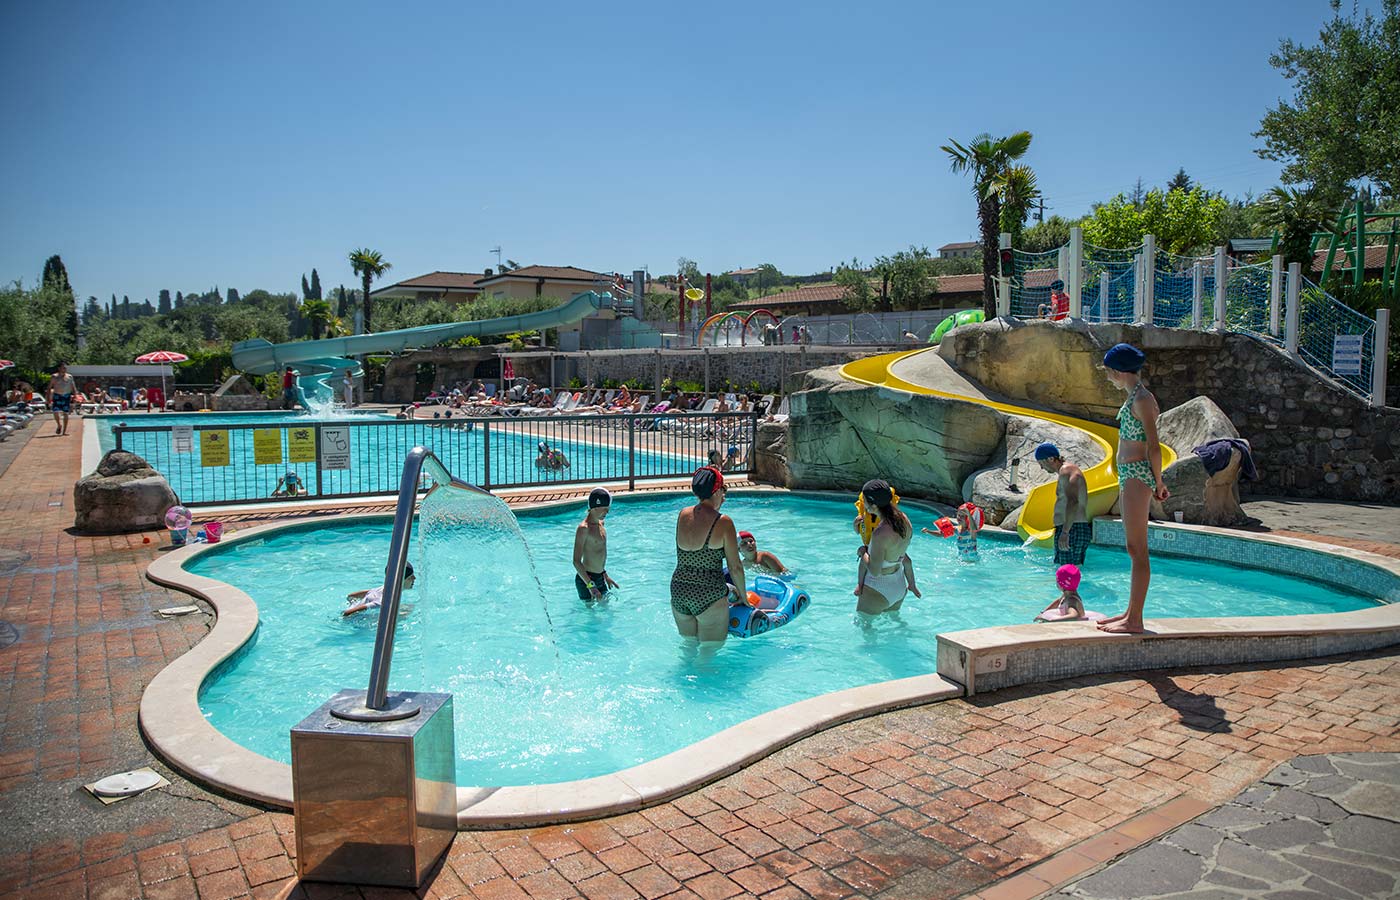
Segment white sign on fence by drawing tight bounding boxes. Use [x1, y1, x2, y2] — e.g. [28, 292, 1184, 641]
[171, 425, 193, 454]
[319, 426, 351, 471]
[1333, 334, 1365, 376]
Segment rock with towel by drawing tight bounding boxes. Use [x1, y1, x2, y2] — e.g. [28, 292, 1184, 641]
[1194, 438, 1257, 482]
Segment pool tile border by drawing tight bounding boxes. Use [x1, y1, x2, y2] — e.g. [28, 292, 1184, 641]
[141, 495, 1400, 828]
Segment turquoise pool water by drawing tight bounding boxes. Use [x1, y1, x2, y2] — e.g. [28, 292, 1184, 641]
[191, 492, 1377, 787]
[96, 412, 702, 503]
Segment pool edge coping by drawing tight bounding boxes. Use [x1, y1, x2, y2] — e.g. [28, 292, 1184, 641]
[140, 495, 1400, 828]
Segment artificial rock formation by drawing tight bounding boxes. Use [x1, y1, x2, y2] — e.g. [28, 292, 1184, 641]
[74, 450, 178, 533]
[1151, 396, 1249, 526]
[963, 414, 1104, 526]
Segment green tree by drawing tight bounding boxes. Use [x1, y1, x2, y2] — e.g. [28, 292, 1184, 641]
[41, 255, 71, 294]
[336, 284, 348, 318]
[1081, 187, 1228, 255]
[1019, 215, 1076, 253]
[1255, 0, 1400, 200]
[302, 299, 333, 339]
[941, 131, 1034, 317]
[676, 257, 701, 285]
[887, 247, 936, 310]
[227, 287, 240, 304]
[348, 248, 391, 333]
[1167, 168, 1194, 193]
[0, 281, 78, 378]
[175, 291, 184, 309]
[1258, 186, 1331, 267]
[81, 296, 103, 325]
[834, 260, 876, 311]
[158, 289, 172, 314]
[990, 164, 1041, 249]
[309, 268, 322, 300]
[301, 274, 311, 299]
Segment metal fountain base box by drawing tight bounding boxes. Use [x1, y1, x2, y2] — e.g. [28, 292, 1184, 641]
[291, 689, 456, 888]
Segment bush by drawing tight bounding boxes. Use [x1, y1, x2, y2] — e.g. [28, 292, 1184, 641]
[567, 376, 584, 389]
[455, 335, 481, 347]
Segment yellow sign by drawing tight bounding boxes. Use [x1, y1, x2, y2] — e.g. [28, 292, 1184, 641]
[200, 430, 230, 467]
[252, 429, 283, 466]
[288, 427, 316, 463]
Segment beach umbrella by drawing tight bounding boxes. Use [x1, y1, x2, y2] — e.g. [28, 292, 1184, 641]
[0, 360, 13, 371]
[135, 350, 189, 408]
[501, 356, 515, 381]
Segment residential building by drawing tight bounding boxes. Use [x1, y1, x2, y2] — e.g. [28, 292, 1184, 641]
[474, 265, 612, 301]
[938, 241, 980, 260]
[369, 271, 486, 305]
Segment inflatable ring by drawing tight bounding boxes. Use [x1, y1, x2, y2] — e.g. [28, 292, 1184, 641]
[728, 575, 810, 638]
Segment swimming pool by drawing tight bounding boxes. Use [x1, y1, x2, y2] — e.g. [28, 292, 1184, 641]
[190, 491, 1377, 788]
[95, 412, 710, 504]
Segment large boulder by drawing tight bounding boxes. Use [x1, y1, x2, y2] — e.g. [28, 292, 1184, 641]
[963, 414, 1105, 525]
[1157, 395, 1240, 451]
[753, 420, 790, 487]
[74, 451, 179, 533]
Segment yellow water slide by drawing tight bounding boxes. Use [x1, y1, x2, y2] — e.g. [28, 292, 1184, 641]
[839, 349, 1175, 546]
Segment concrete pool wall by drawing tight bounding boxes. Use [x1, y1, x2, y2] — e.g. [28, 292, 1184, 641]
[139, 492, 1400, 827]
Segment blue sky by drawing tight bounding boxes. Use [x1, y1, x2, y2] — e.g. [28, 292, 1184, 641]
[0, 0, 1337, 305]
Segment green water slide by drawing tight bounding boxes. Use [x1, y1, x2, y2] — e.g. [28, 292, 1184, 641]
[232, 290, 634, 406]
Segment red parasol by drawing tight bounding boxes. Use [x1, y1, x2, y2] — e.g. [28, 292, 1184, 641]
[0, 360, 14, 370]
[501, 356, 515, 381]
[135, 351, 190, 410]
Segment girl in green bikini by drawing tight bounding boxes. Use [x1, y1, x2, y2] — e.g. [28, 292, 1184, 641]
[1100, 343, 1170, 634]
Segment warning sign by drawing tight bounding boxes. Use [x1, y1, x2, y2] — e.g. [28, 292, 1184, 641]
[200, 430, 230, 467]
[252, 429, 283, 466]
[319, 425, 351, 471]
[288, 427, 316, 463]
[1333, 334, 1364, 377]
[171, 425, 193, 455]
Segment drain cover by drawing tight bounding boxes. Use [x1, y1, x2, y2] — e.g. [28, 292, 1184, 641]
[0, 621, 17, 650]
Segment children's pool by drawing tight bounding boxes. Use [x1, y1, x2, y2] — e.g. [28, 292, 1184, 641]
[191, 492, 1377, 787]
[95, 412, 707, 503]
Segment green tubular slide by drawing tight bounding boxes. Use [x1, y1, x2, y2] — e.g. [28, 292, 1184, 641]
[928, 309, 985, 344]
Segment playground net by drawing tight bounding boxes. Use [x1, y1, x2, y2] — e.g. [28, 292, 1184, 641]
[1009, 248, 1060, 319]
[1296, 276, 1377, 401]
[1223, 262, 1277, 345]
[1082, 244, 1138, 323]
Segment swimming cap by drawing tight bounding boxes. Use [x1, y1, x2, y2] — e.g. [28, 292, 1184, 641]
[285, 470, 298, 480]
[1051, 279, 1065, 291]
[1034, 442, 1061, 461]
[727, 445, 738, 455]
[1056, 564, 1081, 591]
[404, 562, 415, 579]
[588, 487, 611, 509]
[1103, 343, 1145, 372]
[862, 479, 893, 507]
[538, 441, 548, 452]
[738, 531, 755, 542]
[692, 466, 724, 499]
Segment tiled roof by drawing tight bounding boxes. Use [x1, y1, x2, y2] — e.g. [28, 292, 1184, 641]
[372, 271, 486, 295]
[725, 268, 761, 276]
[938, 241, 979, 251]
[728, 274, 989, 310]
[1312, 244, 1394, 273]
[476, 265, 606, 284]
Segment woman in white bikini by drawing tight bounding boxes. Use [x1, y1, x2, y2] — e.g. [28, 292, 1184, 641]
[852, 479, 921, 620]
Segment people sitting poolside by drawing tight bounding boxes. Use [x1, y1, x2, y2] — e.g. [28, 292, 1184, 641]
[271, 470, 307, 498]
[344, 562, 415, 617]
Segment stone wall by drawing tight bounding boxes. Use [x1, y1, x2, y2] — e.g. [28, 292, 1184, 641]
[781, 367, 1006, 503]
[383, 346, 505, 403]
[940, 319, 1400, 502]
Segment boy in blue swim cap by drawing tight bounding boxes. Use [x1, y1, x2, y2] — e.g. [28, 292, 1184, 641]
[573, 488, 619, 602]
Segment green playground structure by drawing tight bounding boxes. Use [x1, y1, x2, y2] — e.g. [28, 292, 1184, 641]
[1313, 199, 1400, 302]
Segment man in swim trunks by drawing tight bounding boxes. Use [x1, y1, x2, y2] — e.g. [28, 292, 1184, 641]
[47, 362, 76, 435]
[1035, 442, 1091, 568]
[737, 531, 787, 575]
[573, 488, 619, 602]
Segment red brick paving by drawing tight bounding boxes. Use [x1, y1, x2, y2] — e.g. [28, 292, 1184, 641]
[1, 422, 1399, 899]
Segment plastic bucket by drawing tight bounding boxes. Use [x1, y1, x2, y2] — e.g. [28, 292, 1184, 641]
[204, 521, 224, 543]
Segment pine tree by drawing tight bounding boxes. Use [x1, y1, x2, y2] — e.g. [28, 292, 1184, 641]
[1167, 168, 1193, 193]
[109, 294, 116, 317]
[227, 287, 240, 304]
[82, 297, 102, 324]
[122, 296, 131, 319]
[302, 274, 311, 299]
[175, 291, 184, 309]
[41, 255, 72, 294]
[158, 289, 172, 314]
[141, 300, 155, 316]
[310, 268, 322, 300]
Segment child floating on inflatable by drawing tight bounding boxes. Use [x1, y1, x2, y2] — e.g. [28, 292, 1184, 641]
[344, 562, 415, 617]
[1035, 564, 1103, 622]
[737, 531, 787, 575]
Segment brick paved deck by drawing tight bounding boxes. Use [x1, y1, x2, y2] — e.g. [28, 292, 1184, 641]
[1, 420, 1398, 900]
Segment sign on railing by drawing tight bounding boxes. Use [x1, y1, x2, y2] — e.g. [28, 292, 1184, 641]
[114, 411, 760, 507]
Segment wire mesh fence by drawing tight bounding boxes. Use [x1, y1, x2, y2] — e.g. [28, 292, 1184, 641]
[1009, 248, 1061, 318]
[114, 412, 760, 506]
[1223, 262, 1277, 344]
[1295, 277, 1377, 401]
[1082, 245, 1139, 323]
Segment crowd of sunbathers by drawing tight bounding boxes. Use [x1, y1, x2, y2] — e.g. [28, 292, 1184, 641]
[404, 378, 786, 422]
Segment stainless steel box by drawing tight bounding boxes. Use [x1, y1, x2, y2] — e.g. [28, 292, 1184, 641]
[291, 690, 456, 887]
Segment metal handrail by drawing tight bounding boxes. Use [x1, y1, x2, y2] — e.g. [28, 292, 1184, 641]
[334, 446, 490, 720]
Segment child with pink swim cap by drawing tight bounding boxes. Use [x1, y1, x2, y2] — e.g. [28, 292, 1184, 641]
[1037, 564, 1087, 621]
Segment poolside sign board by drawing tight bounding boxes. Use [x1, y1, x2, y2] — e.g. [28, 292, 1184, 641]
[200, 430, 230, 467]
[171, 425, 193, 455]
[320, 425, 351, 471]
[288, 428, 316, 463]
[252, 429, 283, 466]
[1332, 334, 1364, 376]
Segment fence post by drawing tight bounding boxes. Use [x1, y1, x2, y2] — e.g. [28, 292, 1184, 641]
[627, 417, 636, 491]
[314, 424, 324, 498]
[1269, 254, 1283, 338]
[703, 348, 710, 395]
[1068, 226, 1083, 318]
[1374, 308, 1391, 408]
[997, 232, 1011, 318]
[1141, 234, 1156, 326]
[1214, 246, 1228, 330]
[1099, 272, 1109, 323]
[115, 425, 125, 451]
[482, 420, 491, 490]
[1191, 263, 1204, 330]
[1285, 262, 1301, 354]
[1132, 253, 1144, 322]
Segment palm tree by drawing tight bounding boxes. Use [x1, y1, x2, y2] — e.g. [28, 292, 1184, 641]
[348, 248, 392, 333]
[990, 164, 1041, 251]
[1258, 186, 1330, 269]
[302, 299, 333, 340]
[941, 132, 1033, 318]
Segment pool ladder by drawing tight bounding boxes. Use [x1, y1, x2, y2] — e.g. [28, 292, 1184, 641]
[329, 445, 490, 721]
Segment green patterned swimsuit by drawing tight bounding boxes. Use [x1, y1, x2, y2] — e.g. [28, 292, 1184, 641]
[1116, 385, 1156, 488]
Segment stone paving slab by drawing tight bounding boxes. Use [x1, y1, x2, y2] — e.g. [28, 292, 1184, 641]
[1047, 753, 1400, 900]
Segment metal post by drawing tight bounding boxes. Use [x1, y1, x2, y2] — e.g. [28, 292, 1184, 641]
[1285, 262, 1301, 354]
[997, 232, 1011, 317]
[1141, 234, 1156, 326]
[655, 350, 662, 398]
[1057, 246, 1070, 299]
[1269, 254, 1283, 337]
[1191, 263, 1204, 330]
[115, 425, 124, 451]
[1068, 226, 1083, 318]
[677, 271, 685, 336]
[1132, 253, 1144, 322]
[703, 348, 710, 395]
[1099, 272, 1109, 323]
[482, 420, 491, 490]
[1373, 308, 1391, 408]
[314, 424, 324, 497]
[627, 417, 636, 491]
[705, 273, 712, 319]
[1214, 246, 1228, 330]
